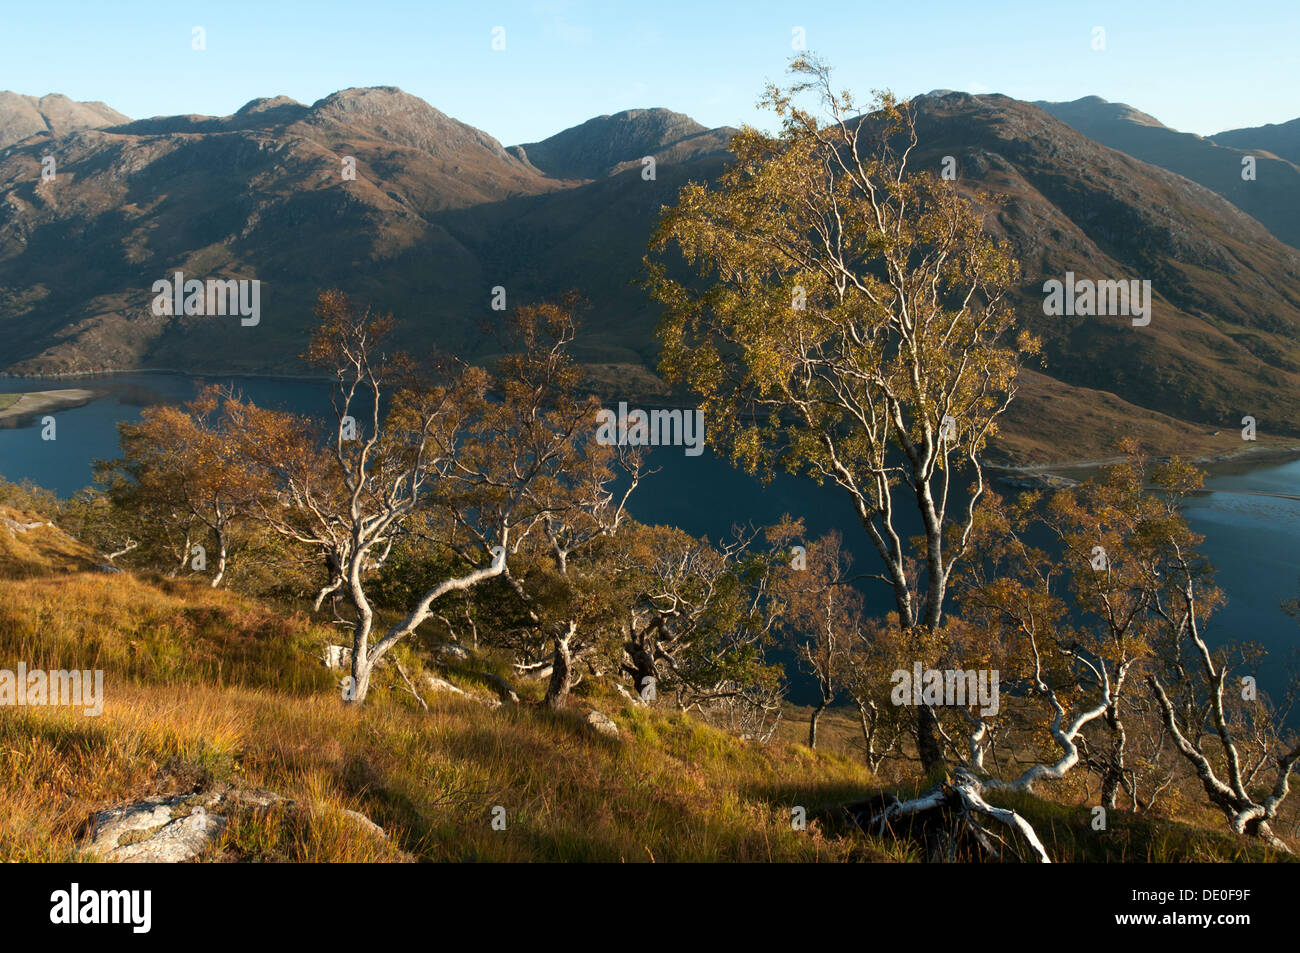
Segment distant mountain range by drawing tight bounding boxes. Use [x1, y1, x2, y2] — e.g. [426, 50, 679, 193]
[1035, 95, 1300, 248]
[0, 86, 1297, 463]
[1212, 116, 1300, 166]
[0, 92, 128, 150]
[0, 88, 729, 381]
[511, 108, 736, 180]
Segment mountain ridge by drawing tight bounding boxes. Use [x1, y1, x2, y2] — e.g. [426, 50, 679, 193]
[0, 91, 129, 149]
[1211, 116, 1300, 166]
[1034, 94, 1300, 248]
[1, 86, 1298, 462]
[512, 107, 735, 179]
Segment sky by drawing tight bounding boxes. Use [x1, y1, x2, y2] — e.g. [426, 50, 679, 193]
[1, 0, 1295, 144]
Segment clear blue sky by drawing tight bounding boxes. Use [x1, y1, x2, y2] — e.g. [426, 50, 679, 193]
[2, 0, 1295, 143]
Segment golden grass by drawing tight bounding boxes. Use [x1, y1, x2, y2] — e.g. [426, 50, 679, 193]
[0, 680, 883, 862]
[0, 505, 1291, 862]
[0, 509, 881, 861]
[0, 509, 99, 578]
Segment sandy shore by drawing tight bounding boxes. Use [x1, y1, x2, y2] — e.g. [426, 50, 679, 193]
[0, 389, 100, 423]
[988, 440, 1300, 490]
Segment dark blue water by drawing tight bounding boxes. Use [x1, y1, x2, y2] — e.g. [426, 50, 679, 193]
[2, 374, 1297, 709]
[1180, 459, 1300, 670]
[0, 374, 330, 495]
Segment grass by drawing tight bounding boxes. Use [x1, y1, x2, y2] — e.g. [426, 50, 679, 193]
[813, 774, 1289, 864]
[0, 505, 880, 862]
[0, 676, 881, 862]
[0, 504, 1293, 862]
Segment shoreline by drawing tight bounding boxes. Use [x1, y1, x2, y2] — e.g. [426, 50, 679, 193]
[0, 367, 335, 384]
[987, 441, 1300, 488]
[0, 388, 101, 425]
[4, 369, 1299, 479]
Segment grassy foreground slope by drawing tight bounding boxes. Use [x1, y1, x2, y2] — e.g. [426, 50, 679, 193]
[0, 502, 1285, 862]
[0, 503, 875, 862]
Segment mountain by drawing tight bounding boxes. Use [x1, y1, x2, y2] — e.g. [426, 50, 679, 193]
[1211, 116, 1300, 166]
[0, 92, 128, 148]
[1, 87, 1298, 463]
[511, 107, 734, 179]
[0, 86, 566, 374]
[911, 92, 1300, 437]
[0, 88, 734, 379]
[1036, 96, 1300, 248]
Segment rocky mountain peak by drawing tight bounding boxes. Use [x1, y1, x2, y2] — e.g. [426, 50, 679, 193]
[0, 90, 129, 148]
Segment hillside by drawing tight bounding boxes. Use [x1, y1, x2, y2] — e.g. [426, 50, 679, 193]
[1037, 96, 1300, 249]
[908, 92, 1300, 436]
[0, 499, 875, 862]
[0, 497, 1290, 863]
[1, 88, 1299, 462]
[1212, 116, 1300, 166]
[0, 92, 128, 149]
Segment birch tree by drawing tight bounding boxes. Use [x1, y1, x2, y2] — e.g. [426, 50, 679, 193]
[772, 530, 861, 749]
[105, 386, 264, 586]
[957, 458, 1155, 792]
[843, 617, 912, 771]
[612, 521, 786, 722]
[462, 302, 650, 709]
[1148, 553, 1300, 853]
[649, 55, 1034, 770]
[228, 291, 586, 705]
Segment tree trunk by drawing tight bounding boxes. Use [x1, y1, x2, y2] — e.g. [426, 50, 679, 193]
[545, 622, 577, 709]
[916, 704, 944, 774]
[624, 637, 658, 700]
[348, 651, 373, 705]
[1100, 706, 1126, 810]
[856, 769, 1051, 863]
[210, 526, 227, 588]
[171, 526, 192, 577]
[857, 700, 878, 766]
[809, 699, 827, 749]
[344, 568, 375, 706]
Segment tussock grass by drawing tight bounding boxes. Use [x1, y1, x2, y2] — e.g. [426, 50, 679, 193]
[0, 507, 878, 861]
[0, 680, 879, 862]
[0, 504, 1291, 862]
[0, 571, 336, 693]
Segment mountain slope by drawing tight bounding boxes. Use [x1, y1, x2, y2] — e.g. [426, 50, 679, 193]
[0, 498, 879, 862]
[0, 497, 1282, 863]
[0, 87, 1298, 458]
[1036, 96, 1300, 248]
[0, 86, 561, 373]
[512, 107, 734, 179]
[911, 92, 1300, 434]
[1212, 116, 1300, 166]
[0, 92, 129, 148]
